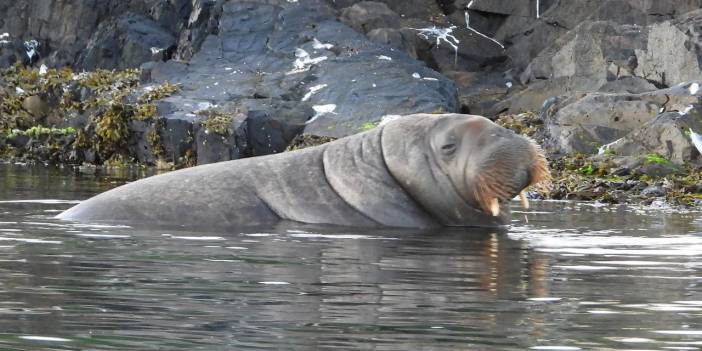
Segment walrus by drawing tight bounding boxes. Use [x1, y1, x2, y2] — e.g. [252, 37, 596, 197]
[58, 114, 550, 228]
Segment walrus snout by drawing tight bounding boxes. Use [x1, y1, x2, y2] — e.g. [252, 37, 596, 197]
[472, 135, 551, 216]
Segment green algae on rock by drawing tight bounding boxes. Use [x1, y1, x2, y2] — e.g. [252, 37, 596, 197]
[0, 65, 188, 167]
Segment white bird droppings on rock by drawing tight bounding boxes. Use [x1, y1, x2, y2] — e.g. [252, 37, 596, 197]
[689, 82, 700, 95]
[679, 105, 695, 115]
[306, 104, 337, 124]
[597, 138, 624, 155]
[288, 48, 327, 74]
[689, 128, 702, 156]
[312, 38, 334, 50]
[301, 84, 328, 101]
[377, 55, 392, 61]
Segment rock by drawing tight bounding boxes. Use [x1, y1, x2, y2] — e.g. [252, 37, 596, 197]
[146, 1, 458, 139]
[599, 77, 658, 94]
[158, 116, 194, 163]
[541, 82, 702, 155]
[77, 13, 176, 70]
[0, 39, 21, 69]
[494, 77, 574, 116]
[522, 11, 702, 94]
[285, 134, 336, 151]
[21, 95, 49, 119]
[366, 28, 421, 59]
[193, 113, 242, 165]
[445, 70, 513, 116]
[637, 162, 680, 178]
[173, 0, 218, 61]
[0, 0, 163, 69]
[333, 0, 448, 19]
[606, 110, 702, 164]
[340, 2, 402, 34]
[502, 0, 701, 70]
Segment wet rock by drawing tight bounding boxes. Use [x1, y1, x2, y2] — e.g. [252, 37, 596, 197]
[127, 119, 161, 164]
[194, 114, 242, 165]
[641, 185, 666, 197]
[637, 161, 680, 178]
[7, 133, 29, 148]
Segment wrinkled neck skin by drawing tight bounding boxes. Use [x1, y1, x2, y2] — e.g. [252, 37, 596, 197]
[380, 115, 507, 227]
[322, 125, 440, 228]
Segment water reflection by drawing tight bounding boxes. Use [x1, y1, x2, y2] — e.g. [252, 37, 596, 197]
[1, 164, 702, 350]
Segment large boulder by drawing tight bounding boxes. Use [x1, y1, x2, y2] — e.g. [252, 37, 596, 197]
[605, 110, 702, 164]
[521, 14, 702, 90]
[541, 82, 702, 156]
[0, 0, 169, 68]
[501, 0, 702, 70]
[77, 13, 176, 70]
[145, 1, 458, 141]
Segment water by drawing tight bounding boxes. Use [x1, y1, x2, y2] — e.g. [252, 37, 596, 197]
[2, 163, 702, 350]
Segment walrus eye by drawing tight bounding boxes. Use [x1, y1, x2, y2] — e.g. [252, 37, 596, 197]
[440, 143, 457, 156]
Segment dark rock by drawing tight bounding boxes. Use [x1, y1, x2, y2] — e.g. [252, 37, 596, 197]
[445, 70, 512, 116]
[159, 116, 194, 163]
[340, 2, 402, 34]
[637, 162, 680, 178]
[77, 13, 176, 70]
[7, 133, 29, 148]
[194, 117, 241, 165]
[146, 1, 458, 139]
[0, 38, 21, 68]
[127, 119, 162, 164]
[174, 0, 219, 61]
[0, 0, 162, 69]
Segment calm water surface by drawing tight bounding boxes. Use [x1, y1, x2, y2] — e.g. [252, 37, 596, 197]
[2, 163, 702, 350]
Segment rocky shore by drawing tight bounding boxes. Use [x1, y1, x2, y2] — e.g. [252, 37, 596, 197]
[2, 0, 702, 207]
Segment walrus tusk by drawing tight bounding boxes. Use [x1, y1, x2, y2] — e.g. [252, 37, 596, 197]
[489, 198, 500, 216]
[519, 191, 529, 209]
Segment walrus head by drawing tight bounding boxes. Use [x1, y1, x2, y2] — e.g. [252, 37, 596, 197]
[381, 114, 550, 226]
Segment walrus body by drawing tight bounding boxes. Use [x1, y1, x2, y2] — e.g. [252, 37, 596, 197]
[58, 114, 549, 228]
